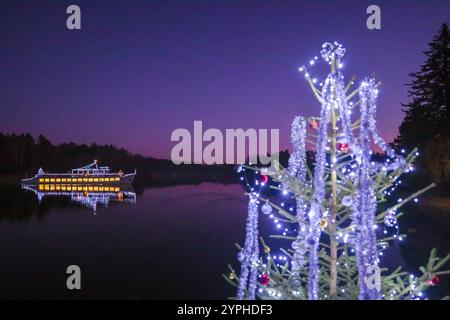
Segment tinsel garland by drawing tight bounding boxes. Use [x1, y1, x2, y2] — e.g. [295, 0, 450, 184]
[351, 78, 407, 299]
[363, 78, 406, 171]
[288, 117, 309, 286]
[306, 74, 335, 300]
[237, 193, 260, 299]
[307, 70, 360, 299]
[333, 73, 360, 157]
[350, 78, 380, 299]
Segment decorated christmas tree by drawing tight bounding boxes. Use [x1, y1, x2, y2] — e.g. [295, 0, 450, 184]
[225, 42, 450, 300]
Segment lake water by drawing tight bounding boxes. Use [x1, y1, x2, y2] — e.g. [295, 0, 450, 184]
[0, 182, 249, 299]
[0, 182, 449, 299]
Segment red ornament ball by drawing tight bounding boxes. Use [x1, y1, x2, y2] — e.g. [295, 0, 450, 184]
[337, 143, 350, 153]
[259, 175, 268, 184]
[428, 276, 440, 286]
[309, 119, 319, 130]
[259, 274, 270, 286]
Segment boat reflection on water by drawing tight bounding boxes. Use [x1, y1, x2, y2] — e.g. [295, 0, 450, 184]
[22, 184, 136, 213]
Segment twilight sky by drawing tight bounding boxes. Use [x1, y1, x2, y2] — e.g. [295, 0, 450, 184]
[0, 0, 449, 159]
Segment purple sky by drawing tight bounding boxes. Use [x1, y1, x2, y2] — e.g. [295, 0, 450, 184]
[0, 0, 449, 159]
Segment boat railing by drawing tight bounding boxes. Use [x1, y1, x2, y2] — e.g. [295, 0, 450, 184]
[71, 168, 111, 175]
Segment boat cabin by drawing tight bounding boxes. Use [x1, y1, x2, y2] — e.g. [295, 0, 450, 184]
[71, 160, 110, 175]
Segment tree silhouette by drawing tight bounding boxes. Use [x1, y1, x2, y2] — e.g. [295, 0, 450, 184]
[396, 23, 450, 182]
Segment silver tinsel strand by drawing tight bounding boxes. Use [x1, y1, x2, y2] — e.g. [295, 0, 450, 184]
[237, 193, 260, 299]
[288, 117, 309, 284]
[351, 78, 384, 300]
[307, 72, 337, 300]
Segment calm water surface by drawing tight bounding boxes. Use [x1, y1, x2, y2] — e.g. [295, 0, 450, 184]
[0, 182, 449, 299]
[0, 182, 249, 299]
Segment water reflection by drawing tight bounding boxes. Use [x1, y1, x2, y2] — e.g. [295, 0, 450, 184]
[21, 184, 136, 213]
[0, 182, 247, 299]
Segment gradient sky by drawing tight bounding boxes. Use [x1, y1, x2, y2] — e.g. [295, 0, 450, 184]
[0, 0, 449, 159]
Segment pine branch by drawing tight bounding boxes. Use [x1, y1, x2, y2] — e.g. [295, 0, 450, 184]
[377, 183, 436, 220]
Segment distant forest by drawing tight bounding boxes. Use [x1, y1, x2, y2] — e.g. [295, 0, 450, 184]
[0, 133, 146, 175]
[0, 133, 235, 184]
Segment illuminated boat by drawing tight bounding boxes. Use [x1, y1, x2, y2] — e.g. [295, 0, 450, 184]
[21, 160, 136, 185]
[22, 184, 137, 212]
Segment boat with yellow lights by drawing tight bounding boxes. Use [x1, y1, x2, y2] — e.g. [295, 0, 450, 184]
[21, 161, 136, 185]
[21, 184, 136, 212]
